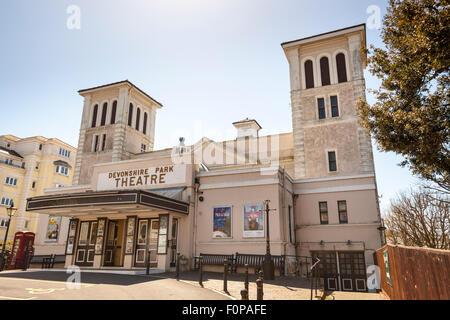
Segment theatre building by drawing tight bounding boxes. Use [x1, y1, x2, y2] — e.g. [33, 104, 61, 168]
[26, 24, 384, 291]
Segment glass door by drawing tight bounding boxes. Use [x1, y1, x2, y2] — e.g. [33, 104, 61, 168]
[75, 221, 96, 266]
[104, 221, 118, 266]
[134, 218, 159, 267]
[148, 219, 159, 267]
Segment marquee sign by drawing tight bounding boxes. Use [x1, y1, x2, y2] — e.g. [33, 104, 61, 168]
[97, 165, 186, 191]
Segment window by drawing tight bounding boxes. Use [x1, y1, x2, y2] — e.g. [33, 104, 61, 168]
[91, 104, 98, 127]
[338, 200, 348, 224]
[59, 148, 70, 158]
[39, 144, 42, 150]
[0, 219, 9, 228]
[320, 57, 331, 86]
[319, 202, 328, 224]
[1, 197, 13, 206]
[330, 96, 339, 117]
[56, 166, 69, 176]
[304, 60, 314, 89]
[100, 102, 108, 126]
[328, 151, 337, 172]
[5, 177, 17, 186]
[136, 108, 141, 131]
[143, 112, 148, 135]
[317, 98, 326, 119]
[336, 53, 348, 83]
[5, 158, 12, 165]
[54, 184, 64, 188]
[24, 220, 29, 229]
[111, 101, 117, 124]
[35, 162, 40, 170]
[93, 135, 99, 152]
[32, 181, 36, 189]
[141, 144, 147, 153]
[128, 103, 133, 126]
[101, 134, 106, 151]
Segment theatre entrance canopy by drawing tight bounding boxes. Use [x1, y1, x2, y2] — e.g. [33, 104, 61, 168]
[25, 157, 194, 271]
[26, 189, 189, 216]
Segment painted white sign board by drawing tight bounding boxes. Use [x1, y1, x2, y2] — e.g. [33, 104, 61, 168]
[97, 165, 186, 191]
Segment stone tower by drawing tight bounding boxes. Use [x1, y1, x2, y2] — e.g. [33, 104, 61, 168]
[282, 24, 374, 180]
[72, 80, 162, 185]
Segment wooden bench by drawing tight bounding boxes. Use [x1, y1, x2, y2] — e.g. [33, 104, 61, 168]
[193, 252, 285, 276]
[193, 253, 234, 270]
[234, 253, 285, 276]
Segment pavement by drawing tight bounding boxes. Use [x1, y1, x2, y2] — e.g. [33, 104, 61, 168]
[0, 269, 387, 300]
[0, 270, 230, 300]
[164, 271, 388, 300]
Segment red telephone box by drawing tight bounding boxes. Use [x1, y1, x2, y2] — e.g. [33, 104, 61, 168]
[8, 231, 35, 270]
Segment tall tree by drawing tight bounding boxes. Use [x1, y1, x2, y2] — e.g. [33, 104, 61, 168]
[358, 0, 450, 191]
[385, 189, 449, 249]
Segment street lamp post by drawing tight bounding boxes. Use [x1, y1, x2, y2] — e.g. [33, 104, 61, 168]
[262, 200, 275, 280]
[2, 201, 17, 253]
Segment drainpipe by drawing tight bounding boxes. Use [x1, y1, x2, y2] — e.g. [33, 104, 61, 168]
[293, 194, 299, 257]
[193, 179, 200, 261]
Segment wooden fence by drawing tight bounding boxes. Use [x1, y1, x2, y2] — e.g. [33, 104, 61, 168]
[375, 244, 450, 300]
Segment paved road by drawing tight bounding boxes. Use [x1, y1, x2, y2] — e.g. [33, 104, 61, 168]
[0, 270, 231, 300]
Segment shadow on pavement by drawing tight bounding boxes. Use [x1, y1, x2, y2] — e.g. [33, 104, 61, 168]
[0, 271, 166, 286]
[163, 271, 312, 289]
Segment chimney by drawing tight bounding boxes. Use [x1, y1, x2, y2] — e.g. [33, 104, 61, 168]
[232, 118, 262, 139]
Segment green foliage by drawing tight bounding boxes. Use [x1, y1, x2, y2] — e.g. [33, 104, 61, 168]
[357, 0, 450, 191]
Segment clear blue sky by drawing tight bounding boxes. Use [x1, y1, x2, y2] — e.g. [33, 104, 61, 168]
[0, 0, 421, 213]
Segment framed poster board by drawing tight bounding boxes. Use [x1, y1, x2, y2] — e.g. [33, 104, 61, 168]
[45, 216, 62, 242]
[213, 206, 232, 238]
[95, 218, 107, 255]
[125, 216, 137, 255]
[65, 219, 79, 255]
[157, 214, 169, 254]
[243, 203, 264, 238]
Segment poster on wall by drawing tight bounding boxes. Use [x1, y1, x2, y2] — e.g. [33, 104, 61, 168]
[213, 206, 232, 238]
[45, 216, 62, 242]
[383, 249, 392, 286]
[66, 219, 78, 255]
[243, 203, 264, 238]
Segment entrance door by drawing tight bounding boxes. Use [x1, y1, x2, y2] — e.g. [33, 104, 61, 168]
[75, 221, 97, 266]
[312, 251, 339, 291]
[103, 220, 124, 267]
[338, 252, 367, 292]
[135, 218, 159, 267]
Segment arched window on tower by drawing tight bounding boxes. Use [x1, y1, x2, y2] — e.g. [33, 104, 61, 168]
[128, 103, 133, 126]
[143, 112, 148, 135]
[100, 102, 108, 126]
[91, 104, 98, 128]
[320, 57, 331, 86]
[336, 53, 348, 83]
[136, 108, 141, 131]
[304, 60, 314, 89]
[110, 101, 117, 124]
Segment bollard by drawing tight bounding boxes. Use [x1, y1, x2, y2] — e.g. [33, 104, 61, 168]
[241, 289, 249, 300]
[245, 264, 249, 291]
[199, 257, 203, 286]
[258, 270, 264, 281]
[146, 250, 151, 275]
[176, 252, 180, 281]
[256, 278, 263, 300]
[223, 259, 228, 292]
